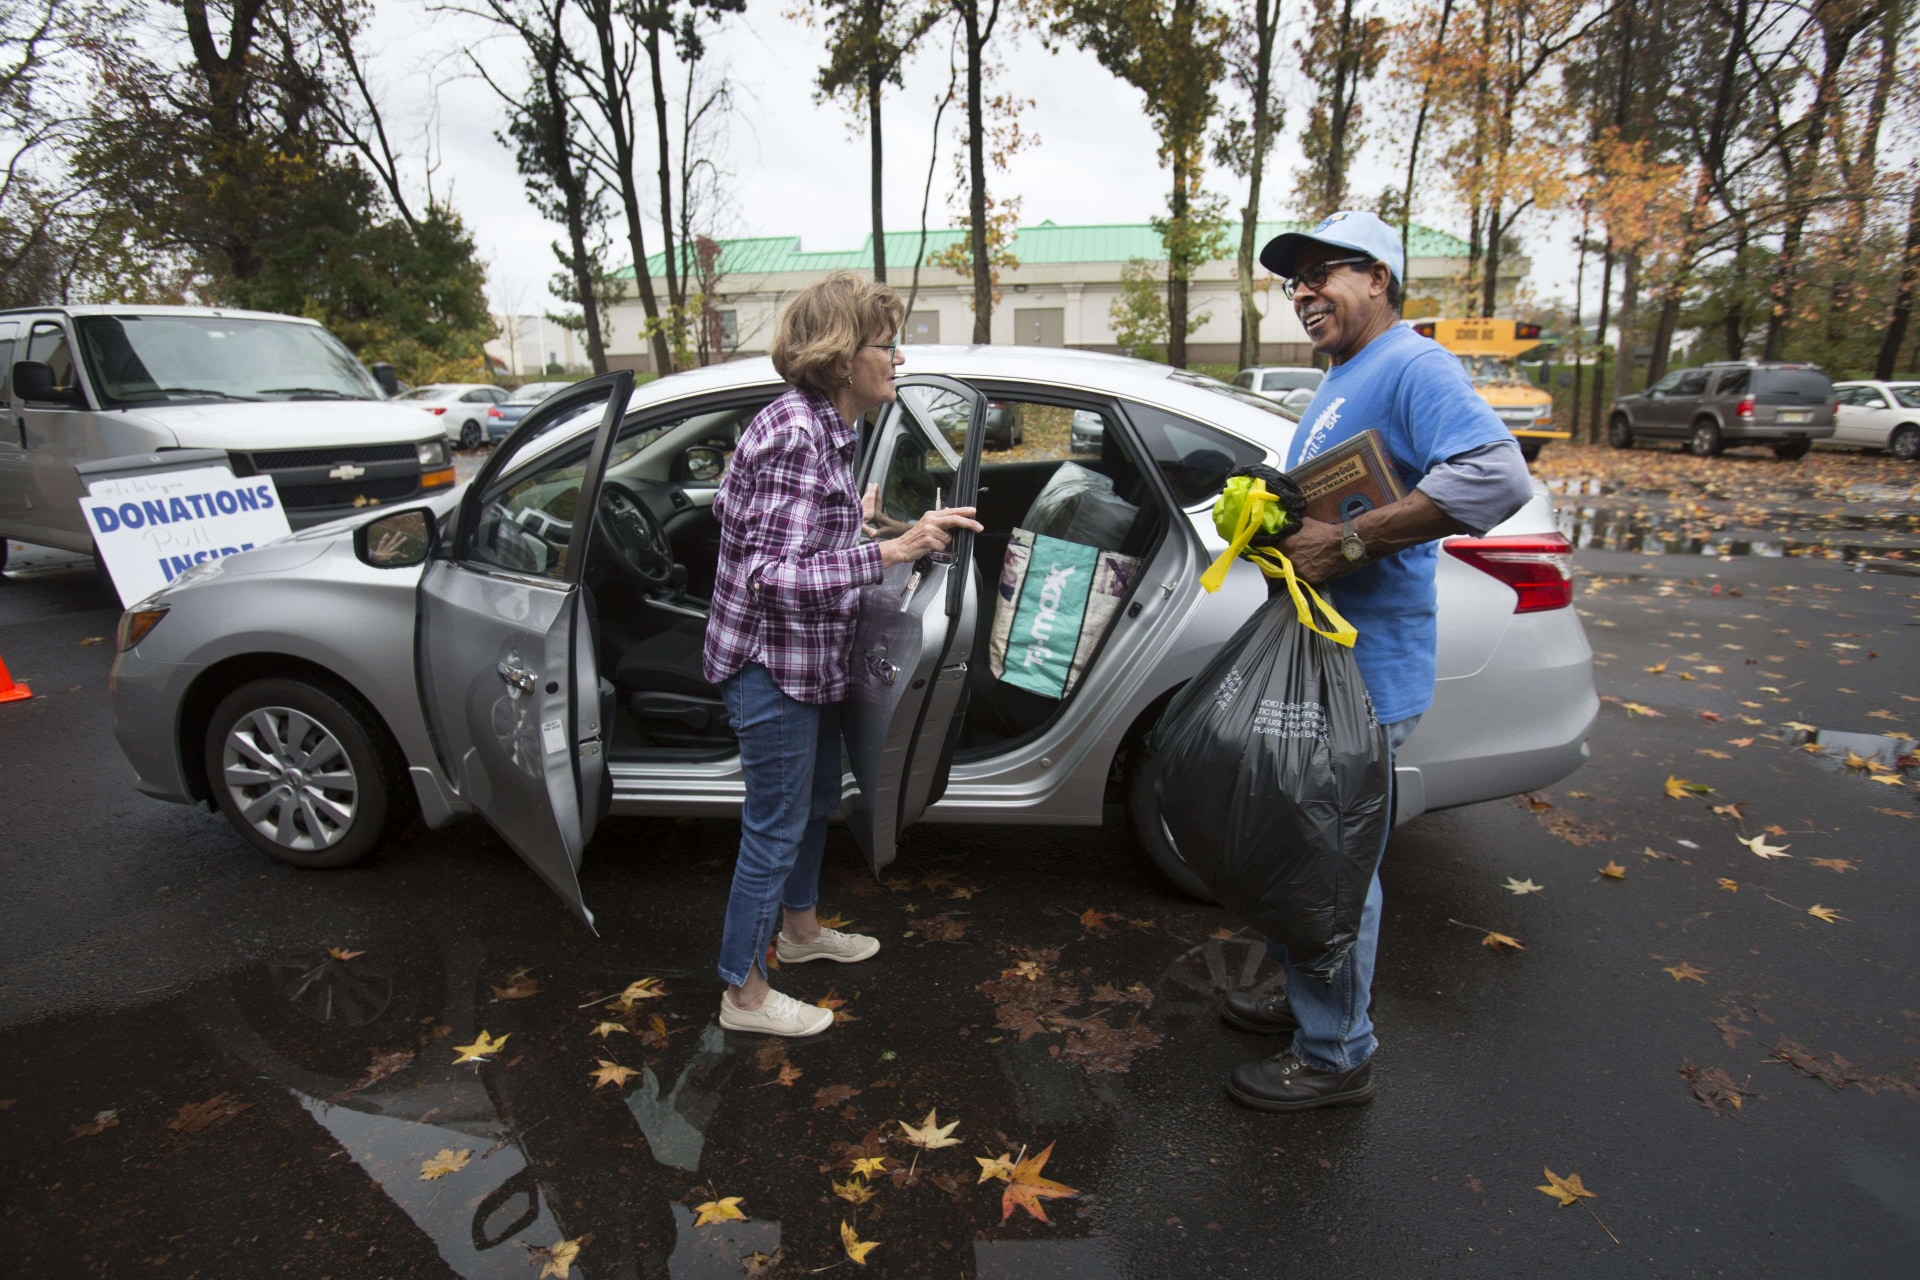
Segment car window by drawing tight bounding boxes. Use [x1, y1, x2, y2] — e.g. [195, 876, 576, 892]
[878, 390, 960, 527]
[397, 386, 445, 401]
[1751, 369, 1832, 404]
[1645, 371, 1684, 397]
[1261, 371, 1319, 392]
[1125, 402, 1265, 507]
[24, 322, 76, 390]
[1672, 370, 1710, 396]
[1232, 371, 1254, 389]
[466, 386, 631, 579]
[1714, 370, 1750, 397]
[1858, 389, 1888, 408]
[0, 321, 18, 400]
[1891, 385, 1920, 409]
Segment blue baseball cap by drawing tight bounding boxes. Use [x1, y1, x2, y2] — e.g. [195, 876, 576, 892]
[1259, 210, 1404, 287]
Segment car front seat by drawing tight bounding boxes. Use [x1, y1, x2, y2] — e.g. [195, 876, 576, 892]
[614, 617, 734, 747]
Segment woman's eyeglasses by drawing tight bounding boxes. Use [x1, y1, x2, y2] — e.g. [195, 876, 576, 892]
[1282, 256, 1375, 300]
[861, 342, 901, 357]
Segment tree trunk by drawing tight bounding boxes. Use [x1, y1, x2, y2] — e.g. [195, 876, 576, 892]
[1571, 204, 1589, 437]
[1168, 151, 1191, 369]
[1875, 173, 1920, 380]
[182, 0, 269, 282]
[1613, 249, 1640, 402]
[1399, 0, 1454, 269]
[868, 64, 887, 281]
[646, 28, 681, 315]
[1724, 224, 1749, 358]
[1465, 198, 1483, 318]
[1323, 0, 1358, 212]
[1481, 199, 1502, 318]
[1237, 0, 1279, 371]
[964, 1, 991, 343]
[1829, 0, 1904, 344]
[586, 2, 671, 376]
[1589, 238, 1614, 444]
[539, 35, 606, 374]
[1647, 293, 1682, 385]
[1763, 5, 1867, 360]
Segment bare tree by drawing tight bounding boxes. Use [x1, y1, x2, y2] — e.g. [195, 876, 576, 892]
[1215, 0, 1286, 371]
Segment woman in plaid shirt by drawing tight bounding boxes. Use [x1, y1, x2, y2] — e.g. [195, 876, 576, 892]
[703, 271, 981, 1037]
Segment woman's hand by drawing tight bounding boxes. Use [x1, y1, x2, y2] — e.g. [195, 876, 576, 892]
[879, 505, 983, 567]
[861, 482, 913, 539]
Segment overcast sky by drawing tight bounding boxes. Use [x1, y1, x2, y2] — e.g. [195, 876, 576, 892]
[367, 4, 1588, 321]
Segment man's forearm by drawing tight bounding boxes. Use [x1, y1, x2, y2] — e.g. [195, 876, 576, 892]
[1352, 489, 1466, 557]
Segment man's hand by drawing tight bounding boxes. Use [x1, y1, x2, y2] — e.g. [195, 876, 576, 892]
[879, 506, 983, 567]
[1278, 517, 1360, 585]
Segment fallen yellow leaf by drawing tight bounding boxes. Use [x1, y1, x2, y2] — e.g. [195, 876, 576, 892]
[851, 1156, 890, 1177]
[1598, 861, 1626, 879]
[327, 946, 364, 961]
[831, 1176, 876, 1205]
[539, 1238, 582, 1280]
[1536, 1167, 1597, 1207]
[840, 1219, 880, 1265]
[451, 1030, 509, 1064]
[1481, 930, 1526, 953]
[1663, 962, 1707, 983]
[590, 1021, 628, 1038]
[1000, 1142, 1080, 1224]
[1622, 702, 1662, 717]
[589, 1060, 637, 1090]
[898, 1108, 961, 1149]
[1717, 879, 1739, 892]
[418, 1148, 471, 1180]
[976, 1152, 1017, 1183]
[1666, 775, 1712, 799]
[1738, 834, 1791, 859]
[692, 1196, 746, 1227]
[1644, 660, 1668, 673]
[1806, 904, 1846, 924]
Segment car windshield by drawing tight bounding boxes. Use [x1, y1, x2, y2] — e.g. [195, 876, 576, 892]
[507, 384, 563, 403]
[1889, 385, 1920, 409]
[1166, 369, 1296, 420]
[1260, 371, 1319, 392]
[75, 315, 382, 405]
[1458, 355, 1528, 387]
[1751, 369, 1831, 404]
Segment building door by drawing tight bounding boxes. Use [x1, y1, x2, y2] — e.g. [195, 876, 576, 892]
[1014, 308, 1064, 347]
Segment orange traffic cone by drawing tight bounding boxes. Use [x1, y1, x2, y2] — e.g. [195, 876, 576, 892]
[0, 650, 31, 704]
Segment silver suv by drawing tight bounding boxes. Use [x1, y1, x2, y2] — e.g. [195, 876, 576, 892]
[1608, 361, 1835, 460]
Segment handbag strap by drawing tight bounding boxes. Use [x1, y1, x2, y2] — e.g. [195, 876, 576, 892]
[1199, 479, 1359, 648]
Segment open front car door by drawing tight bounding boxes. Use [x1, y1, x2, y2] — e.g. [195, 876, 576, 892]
[415, 372, 633, 928]
[842, 375, 987, 876]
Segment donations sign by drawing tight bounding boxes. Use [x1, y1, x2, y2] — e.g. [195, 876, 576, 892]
[81, 465, 291, 606]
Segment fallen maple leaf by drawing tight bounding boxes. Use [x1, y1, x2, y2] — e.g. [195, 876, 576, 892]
[764, 1064, 801, 1087]
[1536, 1167, 1597, 1207]
[1000, 1142, 1080, 1224]
[898, 1108, 961, 1149]
[452, 1030, 510, 1064]
[1738, 834, 1791, 859]
[976, 1152, 1017, 1183]
[1666, 775, 1713, 799]
[537, 1238, 582, 1280]
[589, 1060, 637, 1090]
[608, 977, 668, 1012]
[1869, 774, 1908, 786]
[1622, 702, 1662, 717]
[167, 1093, 253, 1134]
[851, 1156, 890, 1177]
[1078, 907, 1111, 932]
[742, 1250, 782, 1278]
[327, 946, 364, 961]
[491, 969, 541, 1000]
[1782, 720, 1817, 733]
[1503, 877, 1544, 895]
[1663, 962, 1708, 984]
[816, 913, 853, 929]
[1481, 930, 1525, 952]
[1806, 904, 1846, 924]
[692, 1196, 745, 1227]
[418, 1148, 471, 1180]
[1808, 858, 1856, 873]
[1728, 737, 1755, 747]
[1598, 861, 1626, 880]
[814, 1084, 860, 1109]
[1718, 879, 1739, 892]
[590, 1021, 628, 1038]
[816, 989, 859, 1023]
[1711, 802, 1746, 818]
[832, 1176, 876, 1204]
[1644, 659, 1668, 673]
[1696, 748, 1730, 759]
[840, 1219, 879, 1265]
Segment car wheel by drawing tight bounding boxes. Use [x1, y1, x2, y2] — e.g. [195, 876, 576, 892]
[458, 419, 482, 450]
[203, 676, 407, 869]
[1689, 418, 1724, 457]
[1519, 439, 1542, 463]
[1890, 424, 1920, 461]
[1126, 737, 1221, 904]
[1772, 438, 1811, 462]
[1607, 414, 1635, 449]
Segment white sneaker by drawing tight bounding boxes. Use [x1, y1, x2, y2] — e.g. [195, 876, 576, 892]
[776, 927, 881, 965]
[718, 987, 834, 1038]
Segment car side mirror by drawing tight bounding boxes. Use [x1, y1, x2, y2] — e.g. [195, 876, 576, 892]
[354, 507, 437, 568]
[679, 444, 726, 483]
[13, 361, 82, 405]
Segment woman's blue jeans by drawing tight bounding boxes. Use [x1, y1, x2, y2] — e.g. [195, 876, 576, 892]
[715, 664, 843, 987]
[1270, 713, 1422, 1072]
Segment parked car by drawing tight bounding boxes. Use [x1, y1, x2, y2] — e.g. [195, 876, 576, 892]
[0, 305, 454, 578]
[1830, 380, 1920, 461]
[107, 346, 1596, 922]
[1608, 361, 1836, 460]
[1068, 408, 1105, 453]
[395, 383, 510, 450]
[1233, 366, 1322, 401]
[487, 381, 576, 442]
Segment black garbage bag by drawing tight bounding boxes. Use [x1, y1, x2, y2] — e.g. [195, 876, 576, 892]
[1149, 572, 1390, 981]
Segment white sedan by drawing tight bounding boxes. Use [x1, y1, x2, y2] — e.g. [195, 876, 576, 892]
[394, 383, 510, 450]
[1832, 381, 1920, 460]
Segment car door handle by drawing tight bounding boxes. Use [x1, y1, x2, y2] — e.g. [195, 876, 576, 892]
[864, 646, 898, 685]
[498, 661, 537, 696]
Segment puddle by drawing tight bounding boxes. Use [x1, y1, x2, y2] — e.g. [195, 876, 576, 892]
[1556, 505, 1920, 560]
[1803, 729, 1917, 770]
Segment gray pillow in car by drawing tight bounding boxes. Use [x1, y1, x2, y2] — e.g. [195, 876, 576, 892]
[1020, 461, 1138, 550]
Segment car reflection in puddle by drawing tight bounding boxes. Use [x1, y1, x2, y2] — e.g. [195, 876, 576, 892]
[1555, 505, 1918, 570]
[1801, 728, 1917, 774]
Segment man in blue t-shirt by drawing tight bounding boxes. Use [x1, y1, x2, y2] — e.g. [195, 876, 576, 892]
[1221, 210, 1534, 1112]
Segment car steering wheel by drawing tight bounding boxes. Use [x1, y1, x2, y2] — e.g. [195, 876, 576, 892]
[593, 484, 676, 590]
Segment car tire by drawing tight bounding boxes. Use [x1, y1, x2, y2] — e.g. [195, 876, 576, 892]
[1689, 418, 1724, 457]
[1772, 438, 1811, 462]
[1126, 736, 1221, 904]
[1889, 424, 1919, 461]
[1607, 414, 1635, 449]
[203, 676, 408, 870]
[458, 419, 482, 450]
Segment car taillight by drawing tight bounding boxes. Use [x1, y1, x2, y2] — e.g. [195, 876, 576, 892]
[488, 405, 503, 418]
[1735, 397, 1754, 419]
[1445, 534, 1573, 613]
[428, 406, 446, 415]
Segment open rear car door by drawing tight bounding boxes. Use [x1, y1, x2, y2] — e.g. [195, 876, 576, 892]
[414, 373, 633, 929]
[842, 375, 987, 875]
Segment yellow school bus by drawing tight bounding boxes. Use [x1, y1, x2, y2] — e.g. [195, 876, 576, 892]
[1409, 319, 1569, 461]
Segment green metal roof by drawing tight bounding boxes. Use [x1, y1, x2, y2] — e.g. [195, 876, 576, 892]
[614, 220, 1470, 280]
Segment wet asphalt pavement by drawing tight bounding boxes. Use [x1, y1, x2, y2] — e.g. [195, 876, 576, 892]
[2, 445, 1918, 1278]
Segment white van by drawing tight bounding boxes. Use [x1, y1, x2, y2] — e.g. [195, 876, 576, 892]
[0, 305, 455, 573]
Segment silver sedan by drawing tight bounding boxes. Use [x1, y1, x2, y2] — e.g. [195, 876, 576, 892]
[108, 347, 1598, 925]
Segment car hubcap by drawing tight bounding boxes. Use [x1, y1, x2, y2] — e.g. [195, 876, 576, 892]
[1897, 433, 1918, 460]
[1694, 427, 1713, 453]
[222, 706, 357, 850]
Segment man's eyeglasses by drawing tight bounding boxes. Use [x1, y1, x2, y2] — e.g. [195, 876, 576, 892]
[861, 342, 901, 357]
[1282, 256, 1375, 300]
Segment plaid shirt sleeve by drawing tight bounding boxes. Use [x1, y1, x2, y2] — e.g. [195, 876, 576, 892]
[719, 397, 883, 615]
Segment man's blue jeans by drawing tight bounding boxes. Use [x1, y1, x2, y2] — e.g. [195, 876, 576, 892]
[714, 663, 842, 987]
[1270, 714, 1422, 1072]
